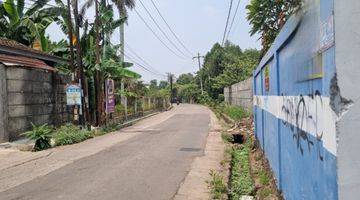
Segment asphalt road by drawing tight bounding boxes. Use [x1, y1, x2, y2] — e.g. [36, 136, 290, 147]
[0, 104, 211, 200]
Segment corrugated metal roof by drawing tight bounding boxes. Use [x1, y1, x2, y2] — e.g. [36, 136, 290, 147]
[0, 38, 68, 64]
[0, 54, 56, 71]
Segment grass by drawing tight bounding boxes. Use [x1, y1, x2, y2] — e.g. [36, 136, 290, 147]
[221, 132, 234, 144]
[258, 170, 270, 185]
[258, 188, 272, 199]
[229, 140, 255, 200]
[53, 124, 95, 146]
[208, 170, 228, 200]
[223, 105, 250, 121]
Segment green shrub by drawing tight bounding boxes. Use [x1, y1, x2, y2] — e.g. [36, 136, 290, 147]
[53, 124, 94, 146]
[258, 170, 270, 185]
[208, 170, 228, 200]
[221, 132, 234, 143]
[224, 105, 249, 121]
[229, 142, 255, 199]
[101, 123, 121, 134]
[22, 123, 53, 151]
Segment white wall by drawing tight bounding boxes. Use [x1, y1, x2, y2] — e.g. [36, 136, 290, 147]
[335, 0, 360, 199]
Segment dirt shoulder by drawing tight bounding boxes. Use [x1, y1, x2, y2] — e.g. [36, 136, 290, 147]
[173, 108, 226, 200]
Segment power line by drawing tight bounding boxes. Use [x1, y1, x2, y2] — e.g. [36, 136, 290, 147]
[124, 42, 164, 75]
[225, 0, 241, 42]
[221, 0, 234, 46]
[133, 7, 186, 60]
[149, 0, 194, 57]
[110, 40, 167, 78]
[137, 0, 187, 58]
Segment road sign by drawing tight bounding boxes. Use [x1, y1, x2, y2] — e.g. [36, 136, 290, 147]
[105, 79, 115, 113]
[66, 84, 82, 106]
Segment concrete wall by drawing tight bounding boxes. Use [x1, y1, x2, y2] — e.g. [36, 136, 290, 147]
[224, 77, 253, 112]
[335, 0, 360, 199]
[253, 0, 343, 199]
[0, 64, 8, 142]
[4, 66, 71, 141]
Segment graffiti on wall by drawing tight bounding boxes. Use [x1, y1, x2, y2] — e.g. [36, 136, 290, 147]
[254, 92, 337, 158]
[280, 91, 326, 160]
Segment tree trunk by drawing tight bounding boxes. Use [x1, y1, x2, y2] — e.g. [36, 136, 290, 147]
[72, 0, 90, 126]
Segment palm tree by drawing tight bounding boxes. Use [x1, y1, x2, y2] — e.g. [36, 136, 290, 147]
[0, 0, 62, 50]
[110, 0, 135, 120]
[110, 0, 135, 61]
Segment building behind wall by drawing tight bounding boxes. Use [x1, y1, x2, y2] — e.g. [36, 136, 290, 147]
[0, 39, 71, 142]
[252, 0, 360, 199]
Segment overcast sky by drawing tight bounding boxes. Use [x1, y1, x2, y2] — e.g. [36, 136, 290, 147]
[47, 0, 261, 83]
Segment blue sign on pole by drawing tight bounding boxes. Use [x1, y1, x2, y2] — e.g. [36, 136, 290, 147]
[66, 84, 82, 106]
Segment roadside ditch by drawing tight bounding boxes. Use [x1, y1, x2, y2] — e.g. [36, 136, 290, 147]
[208, 108, 283, 200]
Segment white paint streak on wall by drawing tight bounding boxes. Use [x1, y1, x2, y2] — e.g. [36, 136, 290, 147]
[254, 95, 337, 156]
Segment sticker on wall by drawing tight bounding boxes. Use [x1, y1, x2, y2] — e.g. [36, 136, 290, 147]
[264, 65, 270, 92]
[319, 15, 334, 52]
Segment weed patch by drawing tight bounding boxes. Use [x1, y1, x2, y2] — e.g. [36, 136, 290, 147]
[22, 123, 53, 151]
[53, 124, 94, 146]
[229, 141, 255, 200]
[208, 170, 228, 200]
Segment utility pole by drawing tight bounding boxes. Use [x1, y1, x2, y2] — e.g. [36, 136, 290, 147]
[119, 4, 127, 121]
[94, 0, 102, 126]
[168, 73, 174, 104]
[193, 53, 204, 94]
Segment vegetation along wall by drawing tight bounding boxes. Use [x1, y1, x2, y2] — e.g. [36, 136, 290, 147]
[252, 0, 360, 199]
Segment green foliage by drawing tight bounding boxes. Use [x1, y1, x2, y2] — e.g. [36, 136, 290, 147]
[208, 170, 228, 200]
[176, 73, 194, 85]
[101, 123, 121, 134]
[22, 123, 53, 151]
[246, 0, 302, 53]
[197, 42, 260, 100]
[53, 124, 94, 146]
[176, 83, 201, 103]
[223, 105, 249, 121]
[221, 132, 234, 144]
[229, 143, 255, 199]
[258, 170, 270, 185]
[0, 0, 62, 48]
[158, 81, 168, 89]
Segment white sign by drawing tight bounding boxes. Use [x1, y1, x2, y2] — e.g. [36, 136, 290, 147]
[66, 84, 82, 105]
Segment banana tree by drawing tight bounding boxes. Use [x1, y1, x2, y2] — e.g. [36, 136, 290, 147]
[0, 0, 63, 50]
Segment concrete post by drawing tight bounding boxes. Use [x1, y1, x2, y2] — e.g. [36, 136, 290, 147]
[0, 64, 8, 142]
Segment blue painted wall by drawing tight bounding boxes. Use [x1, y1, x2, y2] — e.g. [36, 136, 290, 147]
[253, 0, 338, 199]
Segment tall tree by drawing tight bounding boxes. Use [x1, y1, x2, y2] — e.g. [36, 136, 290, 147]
[176, 73, 194, 85]
[246, 0, 302, 55]
[112, 0, 135, 120]
[0, 0, 62, 50]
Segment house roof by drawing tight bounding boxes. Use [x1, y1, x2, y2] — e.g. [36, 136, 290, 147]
[0, 38, 68, 64]
[0, 53, 55, 71]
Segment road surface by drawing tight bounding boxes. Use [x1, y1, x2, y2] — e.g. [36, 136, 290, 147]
[0, 104, 212, 200]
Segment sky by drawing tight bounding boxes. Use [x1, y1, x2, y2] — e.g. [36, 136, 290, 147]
[48, 0, 261, 83]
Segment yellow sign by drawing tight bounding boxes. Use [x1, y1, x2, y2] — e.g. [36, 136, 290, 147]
[72, 34, 77, 45]
[33, 40, 42, 51]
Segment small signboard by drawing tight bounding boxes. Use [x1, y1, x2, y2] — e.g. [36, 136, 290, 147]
[66, 84, 82, 106]
[320, 15, 334, 52]
[105, 79, 115, 113]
